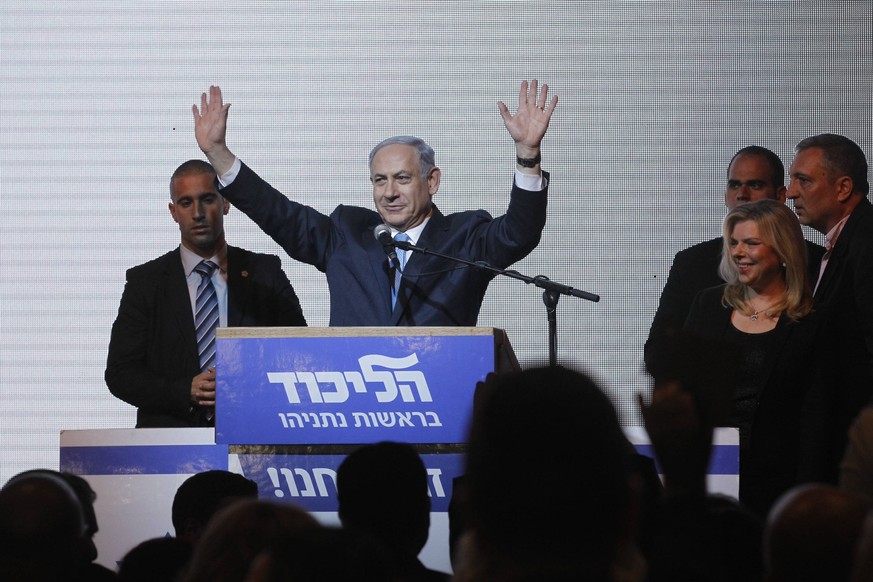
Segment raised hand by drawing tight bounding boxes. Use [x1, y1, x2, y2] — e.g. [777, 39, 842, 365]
[639, 382, 712, 496]
[498, 79, 558, 159]
[192, 85, 235, 175]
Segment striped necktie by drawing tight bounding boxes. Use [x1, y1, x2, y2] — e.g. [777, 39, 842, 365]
[194, 260, 219, 370]
[392, 232, 411, 309]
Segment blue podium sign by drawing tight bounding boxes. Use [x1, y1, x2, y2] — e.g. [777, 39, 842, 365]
[215, 328, 502, 445]
[235, 451, 463, 512]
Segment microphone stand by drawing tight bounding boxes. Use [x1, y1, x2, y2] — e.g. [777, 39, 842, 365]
[393, 239, 599, 366]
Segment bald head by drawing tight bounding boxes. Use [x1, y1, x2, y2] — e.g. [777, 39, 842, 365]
[1, 470, 90, 578]
[764, 485, 871, 582]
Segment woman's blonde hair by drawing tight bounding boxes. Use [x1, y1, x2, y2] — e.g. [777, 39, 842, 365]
[718, 199, 813, 320]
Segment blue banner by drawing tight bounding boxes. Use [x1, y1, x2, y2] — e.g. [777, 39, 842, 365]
[633, 444, 739, 474]
[236, 452, 464, 512]
[59, 444, 228, 475]
[216, 334, 494, 444]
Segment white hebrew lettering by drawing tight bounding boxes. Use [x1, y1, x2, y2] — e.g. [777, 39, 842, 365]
[294, 468, 317, 497]
[319, 412, 345, 428]
[314, 371, 349, 403]
[294, 372, 324, 403]
[279, 467, 299, 496]
[267, 372, 303, 404]
[312, 468, 338, 496]
[394, 370, 433, 402]
[360, 353, 421, 403]
[344, 371, 367, 393]
[352, 412, 371, 427]
[426, 468, 446, 498]
[306, 412, 322, 428]
[360, 355, 398, 402]
[269, 352, 433, 406]
[376, 411, 396, 427]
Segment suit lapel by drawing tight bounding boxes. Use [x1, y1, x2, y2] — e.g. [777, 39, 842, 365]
[815, 199, 871, 303]
[390, 207, 449, 325]
[361, 223, 396, 322]
[166, 250, 199, 362]
[226, 246, 247, 326]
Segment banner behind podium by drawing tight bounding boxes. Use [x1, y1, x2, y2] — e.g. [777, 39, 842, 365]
[215, 327, 514, 445]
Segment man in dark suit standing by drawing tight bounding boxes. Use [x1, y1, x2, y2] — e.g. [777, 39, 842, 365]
[787, 133, 872, 473]
[105, 160, 306, 427]
[190, 81, 557, 326]
[646, 146, 824, 363]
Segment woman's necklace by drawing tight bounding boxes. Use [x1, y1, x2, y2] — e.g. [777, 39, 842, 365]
[748, 300, 779, 321]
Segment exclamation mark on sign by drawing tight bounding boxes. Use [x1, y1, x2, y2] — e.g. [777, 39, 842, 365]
[266, 467, 284, 498]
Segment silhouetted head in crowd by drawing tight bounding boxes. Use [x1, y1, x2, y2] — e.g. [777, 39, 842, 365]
[459, 365, 637, 580]
[119, 536, 192, 582]
[59, 472, 119, 580]
[244, 526, 398, 582]
[183, 498, 318, 582]
[59, 472, 102, 563]
[337, 441, 449, 581]
[765, 484, 871, 582]
[0, 469, 91, 581]
[337, 442, 430, 557]
[172, 469, 259, 545]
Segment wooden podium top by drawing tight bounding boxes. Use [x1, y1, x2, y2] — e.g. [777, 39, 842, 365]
[218, 326, 504, 338]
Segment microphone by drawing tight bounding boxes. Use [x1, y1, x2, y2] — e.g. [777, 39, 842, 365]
[373, 224, 401, 271]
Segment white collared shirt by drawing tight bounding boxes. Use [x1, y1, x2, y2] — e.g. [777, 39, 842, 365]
[179, 245, 228, 327]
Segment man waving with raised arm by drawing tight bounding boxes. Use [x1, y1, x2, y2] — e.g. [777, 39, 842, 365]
[193, 81, 556, 326]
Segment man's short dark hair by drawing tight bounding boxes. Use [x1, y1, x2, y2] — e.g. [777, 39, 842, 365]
[729, 146, 785, 188]
[169, 159, 217, 197]
[171, 470, 258, 535]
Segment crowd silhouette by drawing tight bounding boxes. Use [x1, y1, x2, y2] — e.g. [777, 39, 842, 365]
[6, 357, 873, 580]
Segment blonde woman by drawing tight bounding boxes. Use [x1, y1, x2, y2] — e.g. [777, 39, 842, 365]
[685, 199, 832, 517]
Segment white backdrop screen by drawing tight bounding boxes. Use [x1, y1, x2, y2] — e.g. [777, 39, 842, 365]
[1, 2, 871, 482]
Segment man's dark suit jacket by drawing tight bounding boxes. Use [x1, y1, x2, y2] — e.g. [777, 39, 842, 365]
[646, 235, 825, 364]
[685, 286, 833, 516]
[105, 245, 306, 427]
[813, 196, 873, 470]
[219, 162, 548, 326]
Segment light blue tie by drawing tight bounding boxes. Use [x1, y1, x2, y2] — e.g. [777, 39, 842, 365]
[392, 232, 410, 309]
[193, 260, 219, 371]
